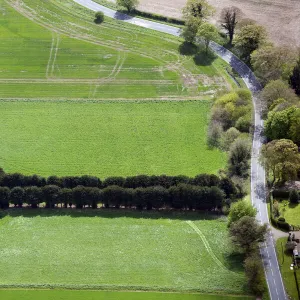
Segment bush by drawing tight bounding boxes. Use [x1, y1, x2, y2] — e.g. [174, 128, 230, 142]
[95, 11, 104, 24]
[278, 217, 286, 222]
[289, 189, 299, 204]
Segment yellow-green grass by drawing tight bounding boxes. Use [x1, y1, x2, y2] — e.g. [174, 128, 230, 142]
[276, 237, 299, 300]
[275, 200, 300, 227]
[0, 0, 237, 100]
[0, 100, 226, 178]
[0, 210, 248, 295]
[0, 290, 254, 300]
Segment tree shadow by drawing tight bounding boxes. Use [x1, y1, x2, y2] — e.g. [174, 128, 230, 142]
[223, 251, 245, 272]
[1, 207, 225, 221]
[178, 42, 198, 56]
[193, 49, 217, 66]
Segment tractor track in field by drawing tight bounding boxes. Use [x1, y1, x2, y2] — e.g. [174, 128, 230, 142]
[5, 0, 228, 96]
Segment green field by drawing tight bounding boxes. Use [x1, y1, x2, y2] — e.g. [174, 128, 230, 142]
[0, 0, 236, 100]
[0, 290, 253, 300]
[0, 210, 247, 294]
[0, 100, 226, 177]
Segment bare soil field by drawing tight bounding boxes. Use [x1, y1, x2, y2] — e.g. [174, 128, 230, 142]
[136, 0, 300, 47]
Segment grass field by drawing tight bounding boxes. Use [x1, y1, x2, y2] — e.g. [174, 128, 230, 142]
[276, 237, 299, 300]
[0, 210, 247, 294]
[0, 100, 226, 178]
[0, 0, 237, 100]
[0, 290, 253, 300]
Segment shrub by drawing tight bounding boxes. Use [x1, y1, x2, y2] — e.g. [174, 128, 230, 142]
[278, 217, 285, 222]
[286, 241, 297, 251]
[95, 11, 104, 24]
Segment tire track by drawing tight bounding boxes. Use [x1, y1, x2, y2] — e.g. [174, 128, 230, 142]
[186, 220, 238, 275]
[45, 33, 55, 78]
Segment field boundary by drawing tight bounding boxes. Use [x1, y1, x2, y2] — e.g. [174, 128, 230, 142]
[0, 284, 250, 296]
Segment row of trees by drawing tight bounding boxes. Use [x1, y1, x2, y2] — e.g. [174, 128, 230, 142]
[207, 89, 252, 180]
[0, 184, 225, 211]
[228, 200, 268, 296]
[0, 170, 237, 199]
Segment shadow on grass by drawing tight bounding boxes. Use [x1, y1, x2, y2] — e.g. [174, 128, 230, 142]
[193, 50, 217, 66]
[223, 252, 245, 273]
[1, 208, 226, 221]
[178, 42, 217, 66]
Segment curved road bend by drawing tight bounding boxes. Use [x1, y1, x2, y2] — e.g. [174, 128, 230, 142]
[73, 1, 287, 298]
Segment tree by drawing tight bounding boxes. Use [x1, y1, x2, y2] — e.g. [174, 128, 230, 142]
[43, 185, 60, 208]
[197, 22, 219, 53]
[0, 187, 10, 209]
[207, 121, 223, 148]
[221, 127, 241, 151]
[289, 189, 299, 204]
[229, 216, 268, 253]
[251, 46, 297, 84]
[235, 24, 267, 63]
[181, 0, 214, 43]
[260, 79, 298, 115]
[116, 0, 139, 12]
[220, 7, 241, 45]
[244, 254, 266, 296]
[94, 11, 104, 24]
[228, 138, 251, 177]
[25, 186, 42, 208]
[265, 106, 298, 141]
[9, 186, 25, 207]
[260, 139, 300, 186]
[290, 54, 300, 95]
[228, 200, 257, 227]
[182, 0, 214, 20]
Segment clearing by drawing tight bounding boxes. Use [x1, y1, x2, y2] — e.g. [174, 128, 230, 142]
[0, 210, 247, 295]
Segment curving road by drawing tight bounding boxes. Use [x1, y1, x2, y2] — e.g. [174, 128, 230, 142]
[73, 1, 287, 298]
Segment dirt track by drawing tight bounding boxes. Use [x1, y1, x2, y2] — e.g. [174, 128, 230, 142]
[137, 0, 300, 47]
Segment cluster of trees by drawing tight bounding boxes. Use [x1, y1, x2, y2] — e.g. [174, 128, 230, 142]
[228, 200, 268, 296]
[207, 89, 252, 180]
[0, 184, 226, 211]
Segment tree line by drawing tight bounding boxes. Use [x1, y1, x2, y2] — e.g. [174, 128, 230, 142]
[0, 170, 236, 197]
[0, 184, 226, 211]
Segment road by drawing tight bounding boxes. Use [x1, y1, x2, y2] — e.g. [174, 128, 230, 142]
[73, 1, 287, 298]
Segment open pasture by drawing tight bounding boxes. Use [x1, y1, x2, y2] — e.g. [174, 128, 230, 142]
[0, 0, 235, 100]
[0, 210, 247, 295]
[0, 100, 226, 178]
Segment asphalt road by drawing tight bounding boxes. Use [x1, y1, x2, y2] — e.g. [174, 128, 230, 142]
[73, 1, 287, 298]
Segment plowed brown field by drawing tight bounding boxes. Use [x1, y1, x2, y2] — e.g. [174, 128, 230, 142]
[137, 0, 300, 47]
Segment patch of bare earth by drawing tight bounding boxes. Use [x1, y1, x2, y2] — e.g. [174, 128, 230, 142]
[136, 0, 300, 47]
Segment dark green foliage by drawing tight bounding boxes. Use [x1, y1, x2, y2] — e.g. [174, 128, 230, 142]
[0, 187, 10, 209]
[289, 189, 299, 204]
[9, 186, 25, 207]
[43, 185, 60, 208]
[290, 57, 300, 95]
[25, 186, 43, 208]
[94, 11, 104, 24]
